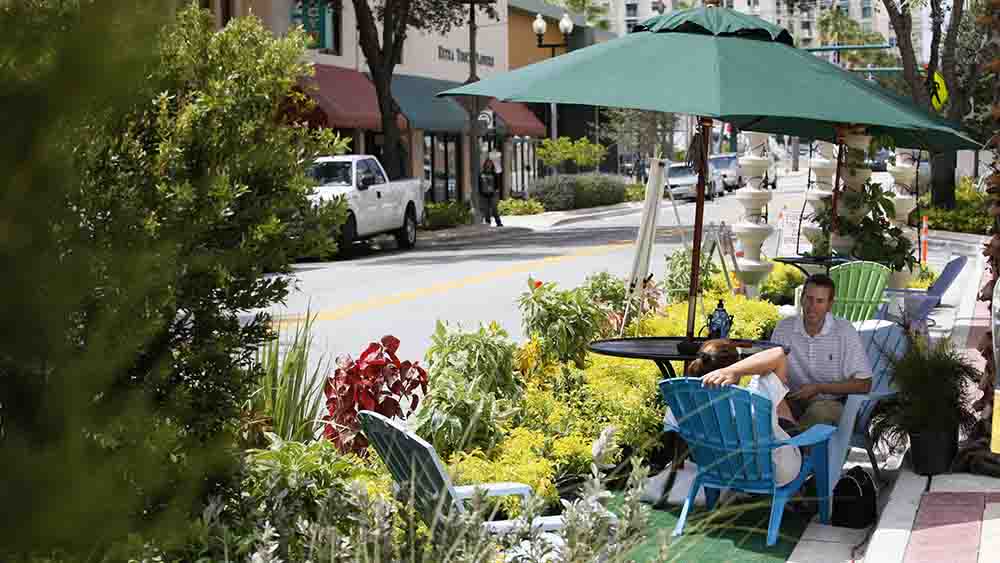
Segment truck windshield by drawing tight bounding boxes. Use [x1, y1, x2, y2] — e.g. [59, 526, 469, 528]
[311, 161, 352, 185]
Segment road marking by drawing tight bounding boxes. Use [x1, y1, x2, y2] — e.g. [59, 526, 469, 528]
[275, 241, 632, 326]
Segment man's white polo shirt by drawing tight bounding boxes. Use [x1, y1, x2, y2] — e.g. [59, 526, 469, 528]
[771, 312, 872, 400]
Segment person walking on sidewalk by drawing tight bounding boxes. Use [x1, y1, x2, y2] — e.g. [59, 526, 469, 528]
[479, 156, 502, 227]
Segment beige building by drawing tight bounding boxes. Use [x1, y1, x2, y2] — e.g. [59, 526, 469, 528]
[199, 0, 555, 204]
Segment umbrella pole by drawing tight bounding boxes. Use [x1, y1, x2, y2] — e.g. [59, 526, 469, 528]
[686, 117, 713, 340]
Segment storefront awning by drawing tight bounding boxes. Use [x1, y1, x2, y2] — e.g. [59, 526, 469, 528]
[488, 99, 547, 137]
[304, 64, 406, 131]
[392, 75, 469, 133]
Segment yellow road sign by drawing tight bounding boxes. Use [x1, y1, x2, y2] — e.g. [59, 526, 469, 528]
[931, 71, 948, 111]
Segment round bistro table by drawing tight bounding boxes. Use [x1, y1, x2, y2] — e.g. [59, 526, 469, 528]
[588, 336, 782, 379]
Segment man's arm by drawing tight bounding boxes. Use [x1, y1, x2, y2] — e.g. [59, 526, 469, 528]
[787, 377, 871, 401]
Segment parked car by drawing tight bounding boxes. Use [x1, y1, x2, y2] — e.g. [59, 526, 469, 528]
[866, 148, 893, 172]
[709, 153, 743, 191]
[665, 162, 724, 200]
[309, 155, 425, 252]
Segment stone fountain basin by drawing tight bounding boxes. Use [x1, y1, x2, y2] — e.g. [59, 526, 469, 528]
[735, 259, 774, 286]
[732, 223, 775, 250]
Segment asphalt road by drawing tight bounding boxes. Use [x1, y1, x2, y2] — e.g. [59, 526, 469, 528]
[273, 179, 798, 365]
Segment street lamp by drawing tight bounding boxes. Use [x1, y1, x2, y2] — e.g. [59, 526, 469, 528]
[532, 13, 574, 141]
[532, 13, 574, 57]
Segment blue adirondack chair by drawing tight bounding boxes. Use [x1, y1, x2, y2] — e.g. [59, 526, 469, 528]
[824, 320, 908, 509]
[879, 255, 968, 328]
[659, 378, 836, 546]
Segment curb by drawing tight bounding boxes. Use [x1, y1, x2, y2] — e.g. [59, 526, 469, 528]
[865, 469, 928, 563]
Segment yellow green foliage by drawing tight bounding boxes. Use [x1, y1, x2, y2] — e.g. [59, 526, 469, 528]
[760, 261, 806, 305]
[639, 292, 779, 341]
[448, 428, 558, 515]
[577, 355, 663, 454]
[907, 263, 938, 289]
[551, 433, 593, 475]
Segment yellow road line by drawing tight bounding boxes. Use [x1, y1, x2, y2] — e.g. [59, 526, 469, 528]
[275, 241, 632, 326]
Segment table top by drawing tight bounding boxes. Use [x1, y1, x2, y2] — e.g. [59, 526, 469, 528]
[588, 337, 782, 363]
[773, 256, 851, 268]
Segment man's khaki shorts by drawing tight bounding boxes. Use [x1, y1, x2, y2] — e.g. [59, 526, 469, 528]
[788, 398, 845, 433]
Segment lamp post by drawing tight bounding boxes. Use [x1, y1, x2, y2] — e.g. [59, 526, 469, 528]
[460, 0, 494, 224]
[532, 13, 574, 140]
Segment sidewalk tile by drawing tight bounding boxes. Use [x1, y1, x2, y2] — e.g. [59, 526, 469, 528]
[800, 522, 870, 544]
[787, 539, 856, 563]
[920, 492, 985, 506]
[978, 503, 1000, 563]
[931, 474, 1000, 493]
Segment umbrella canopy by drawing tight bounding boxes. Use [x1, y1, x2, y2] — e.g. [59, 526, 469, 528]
[439, 6, 979, 151]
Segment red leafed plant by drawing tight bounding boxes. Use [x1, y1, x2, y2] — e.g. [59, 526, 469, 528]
[322, 335, 428, 453]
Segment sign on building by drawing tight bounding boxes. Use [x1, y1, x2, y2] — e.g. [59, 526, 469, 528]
[292, 0, 327, 50]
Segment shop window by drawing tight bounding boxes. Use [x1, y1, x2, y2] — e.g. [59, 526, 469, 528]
[626, 3, 638, 18]
[424, 132, 460, 202]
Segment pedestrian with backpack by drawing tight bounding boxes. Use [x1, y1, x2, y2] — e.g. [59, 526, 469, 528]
[479, 156, 502, 227]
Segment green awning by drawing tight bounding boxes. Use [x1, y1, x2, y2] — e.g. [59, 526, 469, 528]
[392, 75, 469, 133]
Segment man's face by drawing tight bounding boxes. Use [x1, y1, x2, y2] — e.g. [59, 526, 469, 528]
[802, 283, 834, 326]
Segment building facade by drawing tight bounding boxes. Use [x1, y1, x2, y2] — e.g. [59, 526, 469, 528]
[201, 0, 555, 204]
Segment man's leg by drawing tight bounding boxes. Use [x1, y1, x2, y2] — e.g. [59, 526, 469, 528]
[797, 399, 844, 432]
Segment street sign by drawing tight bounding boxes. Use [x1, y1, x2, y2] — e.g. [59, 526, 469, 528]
[477, 109, 494, 130]
[931, 71, 948, 112]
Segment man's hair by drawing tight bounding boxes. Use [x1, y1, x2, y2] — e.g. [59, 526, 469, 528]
[803, 273, 836, 298]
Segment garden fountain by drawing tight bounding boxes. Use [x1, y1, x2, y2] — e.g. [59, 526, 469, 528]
[887, 149, 920, 224]
[733, 132, 775, 296]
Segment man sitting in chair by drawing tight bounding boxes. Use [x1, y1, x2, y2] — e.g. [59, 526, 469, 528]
[770, 274, 872, 432]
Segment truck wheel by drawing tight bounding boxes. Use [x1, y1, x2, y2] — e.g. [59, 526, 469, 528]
[339, 213, 356, 256]
[396, 205, 417, 249]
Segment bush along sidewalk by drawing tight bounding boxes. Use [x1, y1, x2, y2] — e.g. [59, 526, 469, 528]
[530, 173, 628, 211]
[422, 200, 472, 230]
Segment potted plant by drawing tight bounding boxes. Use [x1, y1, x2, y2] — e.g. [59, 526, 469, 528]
[870, 334, 980, 475]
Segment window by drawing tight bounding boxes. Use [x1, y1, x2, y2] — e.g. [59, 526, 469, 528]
[862, 21, 872, 32]
[888, 36, 897, 47]
[626, 3, 638, 18]
[424, 133, 460, 202]
[838, 0, 849, 13]
[861, 6, 872, 18]
[363, 159, 387, 184]
[801, 20, 811, 31]
[311, 161, 352, 185]
[626, 21, 637, 33]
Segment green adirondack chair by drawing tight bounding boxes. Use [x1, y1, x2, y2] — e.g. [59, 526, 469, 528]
[829, 261, 891, 322]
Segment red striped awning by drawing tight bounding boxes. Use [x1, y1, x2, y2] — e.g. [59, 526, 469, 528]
[488, 99, 546, 137]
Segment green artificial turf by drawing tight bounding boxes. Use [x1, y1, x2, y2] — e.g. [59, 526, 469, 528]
[614, 494, 811, 562]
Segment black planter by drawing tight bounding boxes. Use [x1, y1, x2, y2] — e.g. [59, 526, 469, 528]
[909, 427, 958, 476]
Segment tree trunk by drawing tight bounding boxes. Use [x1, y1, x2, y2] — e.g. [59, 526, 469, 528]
[931, 151, 957, 208]
[371, 70, 404, 180]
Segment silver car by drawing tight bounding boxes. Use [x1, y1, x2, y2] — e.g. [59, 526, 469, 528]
[709, 154, 744, 191]
[666, 163, 724, 200]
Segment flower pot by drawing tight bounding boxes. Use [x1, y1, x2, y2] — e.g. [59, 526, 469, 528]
[909, 427, 958, 476]
[889, 270, 912, 289]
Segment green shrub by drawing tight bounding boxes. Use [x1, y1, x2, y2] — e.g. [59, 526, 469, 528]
[423, 200, 471, 230]
[497, 197, 545, 215]
[625, 183, 646, 202]
[663, 247, 725, 303]
[245, 314, 326, 446]
[519, 277, 607, 367]
[413, 321, 520, 459]
[920, 177, 992, 235]
[574, 173, 627, 209]
[529, 174, 627, 211]
[582, 270, 663, 335]
[760, 261, 806, 306]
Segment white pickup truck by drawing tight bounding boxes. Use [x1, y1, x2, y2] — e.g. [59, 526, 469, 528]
[309, 155, 425, 251]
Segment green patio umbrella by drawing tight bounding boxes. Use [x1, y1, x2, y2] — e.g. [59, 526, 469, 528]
[440, 3, 981, 344]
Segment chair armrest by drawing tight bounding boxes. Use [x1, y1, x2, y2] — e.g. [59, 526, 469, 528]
[454, 483, 534, 503]
[781, 424, 837, 447]
[882, 288, 929, 297]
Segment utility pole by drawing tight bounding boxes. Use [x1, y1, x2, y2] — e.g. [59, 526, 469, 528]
[460, 0, 494, 224]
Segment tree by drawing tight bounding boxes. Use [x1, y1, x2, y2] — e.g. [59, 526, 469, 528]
[0, 4, 346, 556]
[879, 0, 987, 208]
[818, 8, 898, 69]
[598, 107, 677, 162]
[346, 0, 498, 180]
[552, 0, 610, 30]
